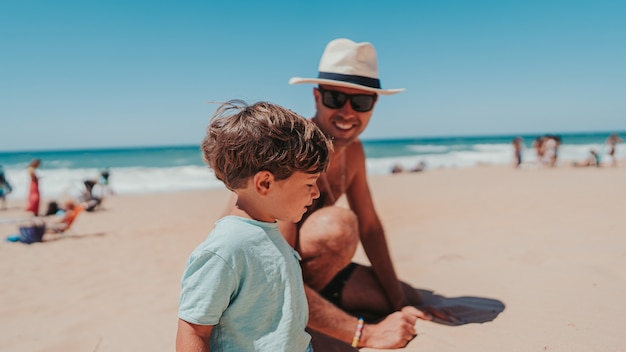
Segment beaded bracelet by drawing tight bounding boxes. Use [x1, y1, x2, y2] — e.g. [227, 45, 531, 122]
[351, 317, 364, 348]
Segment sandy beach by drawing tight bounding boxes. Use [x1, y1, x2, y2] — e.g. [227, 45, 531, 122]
[1, 163, 625, 352]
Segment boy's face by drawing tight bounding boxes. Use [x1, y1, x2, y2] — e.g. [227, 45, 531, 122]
[270, 171, 321, 223]
[313, 85, 376, 148]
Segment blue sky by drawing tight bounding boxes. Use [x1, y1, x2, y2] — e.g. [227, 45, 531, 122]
[1, 0, 624, 151]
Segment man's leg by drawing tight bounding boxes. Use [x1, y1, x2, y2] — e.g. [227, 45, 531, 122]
[298, 206, 359, 291]
[298, 206, 423, 313]
[341, 265, 424, 317]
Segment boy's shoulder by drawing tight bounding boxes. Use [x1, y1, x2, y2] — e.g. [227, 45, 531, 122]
[214, 216, 271, 233]
[188, 216, 283, 271]
[199, 216, 274, 250]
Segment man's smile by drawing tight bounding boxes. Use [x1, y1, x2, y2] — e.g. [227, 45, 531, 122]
[333, 120, 357, 131]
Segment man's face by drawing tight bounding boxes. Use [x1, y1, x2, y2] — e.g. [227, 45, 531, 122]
[312, 84, 377, 148]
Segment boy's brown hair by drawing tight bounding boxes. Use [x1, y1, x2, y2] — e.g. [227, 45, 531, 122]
[201, 100, 332, 190]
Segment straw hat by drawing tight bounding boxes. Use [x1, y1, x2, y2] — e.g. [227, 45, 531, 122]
[289, 38, 405, 95]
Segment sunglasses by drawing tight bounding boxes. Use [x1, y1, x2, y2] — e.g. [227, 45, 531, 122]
[318, 87, 378, 112]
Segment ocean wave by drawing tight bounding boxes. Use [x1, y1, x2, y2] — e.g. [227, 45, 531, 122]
[406, 144, 450, 153]
[1, 135, 621, 198]
[1, 165, 225, 200]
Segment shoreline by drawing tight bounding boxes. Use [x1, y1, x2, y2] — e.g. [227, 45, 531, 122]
[2, 153, 623, 202]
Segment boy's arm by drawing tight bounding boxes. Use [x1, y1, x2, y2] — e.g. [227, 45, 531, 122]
[176, 319, 213, 352]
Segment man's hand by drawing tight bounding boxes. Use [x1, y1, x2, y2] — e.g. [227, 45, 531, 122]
[359, 306, 428, 349]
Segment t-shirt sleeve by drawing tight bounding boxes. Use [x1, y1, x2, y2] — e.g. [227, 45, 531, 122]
[178, 249, 239, 325]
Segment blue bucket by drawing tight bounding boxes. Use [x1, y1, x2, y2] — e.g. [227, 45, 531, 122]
[19, 224, 46, 244]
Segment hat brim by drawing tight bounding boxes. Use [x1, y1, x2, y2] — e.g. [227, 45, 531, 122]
[289, 77, 405, 95]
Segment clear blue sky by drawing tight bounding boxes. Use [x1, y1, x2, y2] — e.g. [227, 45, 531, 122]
[1, 0, 625, 151]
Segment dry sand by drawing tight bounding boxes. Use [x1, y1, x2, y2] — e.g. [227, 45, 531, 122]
[1, 164, 625, 352]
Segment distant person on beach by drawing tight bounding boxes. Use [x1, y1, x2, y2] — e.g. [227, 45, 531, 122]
[176, 101, 331, 352]
[77, 169, 114, 212]
[79, 180, 102, 212]
[572, 149, 601, 167]
[0, 165, 13, 210]
[551, 135, 562, 166]
[391, 161, 426, 174]
[391, 164, 404, 174]
[512, 136, 524, 168]
[98, 168, 115, 196]
[281, 38, 449, 350]
[6, 199, 87, 243]
[25, 159, 41, 216]
[605, 133, 623, 167]
[44, 199, 85, 234]
[542, 135, 560, 167]
[532, 136, 545, 166]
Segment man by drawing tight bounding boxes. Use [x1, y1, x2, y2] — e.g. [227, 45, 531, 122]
[285, 38, 435, 350]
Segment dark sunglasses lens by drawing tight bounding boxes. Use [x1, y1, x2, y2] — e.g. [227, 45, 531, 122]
[322, 90, 347, 109]
[350, 95, 375, 112]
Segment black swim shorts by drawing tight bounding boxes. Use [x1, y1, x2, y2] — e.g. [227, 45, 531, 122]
[319, 262, 358, 307]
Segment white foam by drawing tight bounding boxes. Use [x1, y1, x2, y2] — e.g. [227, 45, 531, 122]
[2, 141, 620, 199]
[366, 142, 618, 174]
[1, 165, 226, 200]
[406, 144, 450, 153]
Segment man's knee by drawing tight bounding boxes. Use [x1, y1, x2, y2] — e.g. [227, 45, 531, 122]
[298, 207, 359, 289]
[301, 207, 359, 249]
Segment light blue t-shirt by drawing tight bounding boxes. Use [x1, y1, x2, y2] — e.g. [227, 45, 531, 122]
[178, 216, 311, 352]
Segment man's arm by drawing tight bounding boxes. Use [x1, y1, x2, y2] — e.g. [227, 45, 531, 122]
[305, 285, 424, 349]
[345, 142, 406, 310]
[176, 319, 213, 352]
[305, 285, 360, 342]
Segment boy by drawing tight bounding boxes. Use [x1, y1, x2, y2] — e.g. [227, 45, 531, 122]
[176, 100, 331, 352]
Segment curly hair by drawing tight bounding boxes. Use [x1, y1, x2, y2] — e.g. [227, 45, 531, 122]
[201, 100, 332, 190]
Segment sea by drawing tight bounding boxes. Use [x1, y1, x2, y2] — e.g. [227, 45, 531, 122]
[0, 131, 623, 200]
